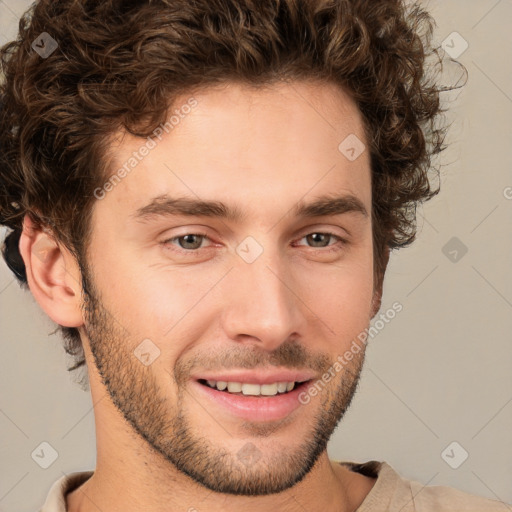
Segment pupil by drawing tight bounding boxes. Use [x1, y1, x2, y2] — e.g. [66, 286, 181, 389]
[309, 233, 328, 247]
[181, 234, 201, 249]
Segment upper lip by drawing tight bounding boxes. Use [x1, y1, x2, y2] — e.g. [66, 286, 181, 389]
[192, 369, 316, 385]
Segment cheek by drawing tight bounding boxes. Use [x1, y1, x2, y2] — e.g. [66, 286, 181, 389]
[297, 252, 374, 341]
[90, 250, 221, 344]
[88, 231, 374, 353]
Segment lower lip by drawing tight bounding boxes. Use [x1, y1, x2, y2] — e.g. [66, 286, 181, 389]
[192, 380, 311, 422]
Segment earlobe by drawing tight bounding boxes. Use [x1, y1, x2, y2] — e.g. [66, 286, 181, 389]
[18, 214, 84, 328]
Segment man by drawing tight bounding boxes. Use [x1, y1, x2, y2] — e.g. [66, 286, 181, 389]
[0, 0, 507, 510]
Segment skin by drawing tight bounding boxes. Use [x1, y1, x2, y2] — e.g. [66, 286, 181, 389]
[20, 80, 385, 511]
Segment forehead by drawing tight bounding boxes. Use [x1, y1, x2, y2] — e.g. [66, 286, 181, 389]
[96, 80, 371, 225]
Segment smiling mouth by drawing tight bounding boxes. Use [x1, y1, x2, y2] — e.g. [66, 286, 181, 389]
[197, 378, 311, 397]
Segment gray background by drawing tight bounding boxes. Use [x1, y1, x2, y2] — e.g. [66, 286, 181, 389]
[1, 0, 511, 510]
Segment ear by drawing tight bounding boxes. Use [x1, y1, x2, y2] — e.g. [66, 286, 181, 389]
[18, 214, 84, 328]
[370, 245, 390, 318]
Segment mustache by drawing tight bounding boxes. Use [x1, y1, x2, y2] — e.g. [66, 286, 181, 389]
[174, 341, 332, 385]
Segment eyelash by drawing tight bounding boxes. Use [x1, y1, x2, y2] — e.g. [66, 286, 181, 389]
[162, 231, 347, 255]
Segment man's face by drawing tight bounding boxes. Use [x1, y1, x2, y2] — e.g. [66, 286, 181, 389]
[80, 80, 376, 495]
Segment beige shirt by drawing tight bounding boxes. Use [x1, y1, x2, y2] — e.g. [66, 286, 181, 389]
[39, 459, 510, 511]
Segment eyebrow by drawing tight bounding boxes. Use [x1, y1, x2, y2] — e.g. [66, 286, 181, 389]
[131, 193, 368, 223]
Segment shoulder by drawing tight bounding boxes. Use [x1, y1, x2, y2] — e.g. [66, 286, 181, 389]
[333, 459, 510, 512]
[408, 479, 510, 511]
[39, 471, 93, 512]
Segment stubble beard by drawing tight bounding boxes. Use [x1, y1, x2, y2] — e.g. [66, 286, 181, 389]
[80, 266, 366, 496]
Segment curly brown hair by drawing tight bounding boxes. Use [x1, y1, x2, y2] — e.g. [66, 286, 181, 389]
[0, 0, 465, 378]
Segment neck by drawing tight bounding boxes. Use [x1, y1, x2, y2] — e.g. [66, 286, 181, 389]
[66, 444, 373, 512]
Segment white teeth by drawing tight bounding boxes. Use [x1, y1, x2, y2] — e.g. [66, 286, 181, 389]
[242, 383, 261, 395]
[277, 382, 288, 393]
[227, 382, 242, 393]
[203, 380, 297, 395]
[260, 383, 278, 396]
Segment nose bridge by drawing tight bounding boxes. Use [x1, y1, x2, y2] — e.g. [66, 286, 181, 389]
[221, 239, 303, 349]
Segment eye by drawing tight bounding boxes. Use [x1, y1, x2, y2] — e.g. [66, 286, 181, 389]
[295, 232, 347, 253]
[161, 231, 347, 255]
[163, 233, 211, 252]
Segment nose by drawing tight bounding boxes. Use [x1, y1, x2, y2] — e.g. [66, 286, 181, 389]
[220, 245, 306, 352]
